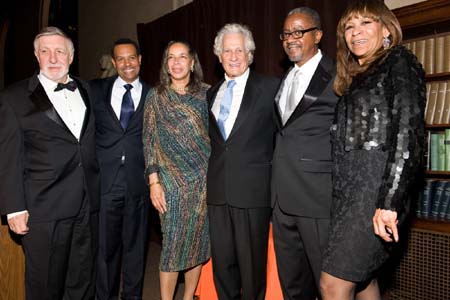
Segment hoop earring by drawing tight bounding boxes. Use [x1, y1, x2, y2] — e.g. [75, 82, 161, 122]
[383, 36, 391, 49]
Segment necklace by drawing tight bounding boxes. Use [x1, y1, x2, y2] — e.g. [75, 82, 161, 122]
[170, 85, 187, 93]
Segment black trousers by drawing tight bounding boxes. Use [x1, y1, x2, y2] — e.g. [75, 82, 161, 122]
[208, 204, 271, 300]
[272, 202, 330, 300]
[96, 168, 148, 300]
[21, 196, 98, 300]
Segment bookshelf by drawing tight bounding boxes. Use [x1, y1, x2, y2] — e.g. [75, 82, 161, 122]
[386, 2, 450, 300]
[400, 4, 450, 222]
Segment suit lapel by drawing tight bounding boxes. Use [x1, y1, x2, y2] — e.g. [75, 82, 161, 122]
[136, 80, 149, 113]
[28, 76, 71, 133]
[227, 71, 259, 140]
[127, 79, 149, 128]
[274, 67, 291, 130]
[284, 57, 332, 127]
[104, 76, 122, 129]
[73, 77, 91, 138]
[208, 79, 225, 142]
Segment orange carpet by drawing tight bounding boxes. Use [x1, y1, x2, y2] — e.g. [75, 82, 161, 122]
[195, 224, 283, 300]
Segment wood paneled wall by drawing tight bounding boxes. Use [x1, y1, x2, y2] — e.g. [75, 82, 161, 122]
[0, 221, 25, 300]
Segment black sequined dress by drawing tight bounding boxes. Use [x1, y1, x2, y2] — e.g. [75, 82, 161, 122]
[322, 46, 425, 282]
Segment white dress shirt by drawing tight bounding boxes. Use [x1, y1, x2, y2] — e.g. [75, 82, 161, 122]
[111, 77, 142, 119]
[38, 73, 86, 140]
[278, 49, 323, 116]
[211, 68, 250, 138]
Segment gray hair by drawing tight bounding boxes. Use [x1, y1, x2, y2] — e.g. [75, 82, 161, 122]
[287, 7, 322, 30]
[33, 26, 74, 56]
[213, 23, 255, 64]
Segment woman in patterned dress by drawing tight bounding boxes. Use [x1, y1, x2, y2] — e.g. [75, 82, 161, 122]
[320, 1, 425, 299]
[143, 40, 210, 300]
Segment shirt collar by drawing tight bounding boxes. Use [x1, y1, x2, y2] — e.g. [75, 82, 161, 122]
[38, 72, 73, 91]
[224, 67, 250, 86]
[114, 76, 141, 90]
[293, 49, 322, 75]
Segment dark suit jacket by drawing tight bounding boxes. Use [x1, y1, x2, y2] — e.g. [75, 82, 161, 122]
[271, 55, 338, 218]
[90, 76, 149, 196]
[207, 70, 280, 208]
[0, 75, 100, 222]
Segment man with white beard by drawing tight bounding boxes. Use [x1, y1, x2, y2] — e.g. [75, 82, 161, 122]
[0, 26, 99, 300]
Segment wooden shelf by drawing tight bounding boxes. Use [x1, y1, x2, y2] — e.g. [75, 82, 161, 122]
[425, 170, 450, 176]
[425, 124, 450, 129]
[393, 0, 450, 29]
[425, 72, 450, 82]
[393, 0, 450, 39]
[412, 217, 450, 233]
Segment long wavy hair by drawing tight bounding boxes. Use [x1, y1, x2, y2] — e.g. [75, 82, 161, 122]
[157, 40, 204, 94]
[334, 0, 402, 96]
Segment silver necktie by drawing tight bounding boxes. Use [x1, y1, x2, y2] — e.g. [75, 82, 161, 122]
[283, 70, 300, 125]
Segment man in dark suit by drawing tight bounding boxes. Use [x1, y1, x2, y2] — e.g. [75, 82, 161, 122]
[207, 23, 279, 300]
[90, 38, 149, 300]
[0, 27, 99, 300]
[271, 7, 338, 300]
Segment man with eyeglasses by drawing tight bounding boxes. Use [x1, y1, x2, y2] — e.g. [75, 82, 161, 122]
[271, 7, 338, 300]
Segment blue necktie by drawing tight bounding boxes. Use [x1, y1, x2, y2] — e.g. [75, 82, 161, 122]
[217, 80, 236, 140]
[120, 84, 134, 129]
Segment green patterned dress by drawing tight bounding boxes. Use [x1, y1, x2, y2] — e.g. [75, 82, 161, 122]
[143, 83, 211, 272]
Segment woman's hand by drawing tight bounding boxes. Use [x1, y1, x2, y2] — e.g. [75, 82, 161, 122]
[149, 173, 167, 214]
[373, 208, 399, 242]
[150, 183, 167, 214]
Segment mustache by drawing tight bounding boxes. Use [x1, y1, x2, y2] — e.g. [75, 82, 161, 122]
[44, 63, 65, 68]
[286, 42, 302, 47]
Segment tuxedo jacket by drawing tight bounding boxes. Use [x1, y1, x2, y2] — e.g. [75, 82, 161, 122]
[90, 76, 150, 196]
[207, 70, 280, 208]
[0, 75, 100, 222]
[271, 55, 338, 218]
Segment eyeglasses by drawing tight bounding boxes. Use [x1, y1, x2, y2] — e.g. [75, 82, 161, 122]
[279, 27, 318, 41]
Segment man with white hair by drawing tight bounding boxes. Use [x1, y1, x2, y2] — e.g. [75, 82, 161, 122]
[0, 26, 99, 299]
[206, 23, 279, 300]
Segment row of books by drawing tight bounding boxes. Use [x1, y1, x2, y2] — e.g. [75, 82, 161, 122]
[426, 130, 450, 171]
[425, 80, 450, 125]
[403, 33, 450, 75]
[416, 179, 450, 220]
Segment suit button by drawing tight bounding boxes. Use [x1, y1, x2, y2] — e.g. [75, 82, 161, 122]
[78, 162, 82, 167]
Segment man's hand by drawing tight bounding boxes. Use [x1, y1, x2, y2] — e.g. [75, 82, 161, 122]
[8, 212, 30, 235]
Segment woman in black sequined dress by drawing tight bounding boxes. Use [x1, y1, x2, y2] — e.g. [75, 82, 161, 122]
[320, 1, 425, 299]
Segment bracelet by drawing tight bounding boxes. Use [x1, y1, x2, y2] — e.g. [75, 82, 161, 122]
[149, 181, 160, 187]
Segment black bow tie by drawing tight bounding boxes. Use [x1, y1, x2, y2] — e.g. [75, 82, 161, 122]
[54, 81, 77, 92]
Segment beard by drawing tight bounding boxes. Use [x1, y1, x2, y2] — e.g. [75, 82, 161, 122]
[288, 53, 304, 63]
[41, 64, 69, 83]
[284, 44, 304, 63]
